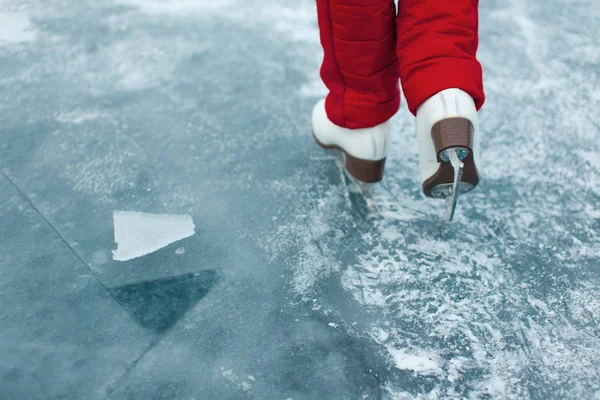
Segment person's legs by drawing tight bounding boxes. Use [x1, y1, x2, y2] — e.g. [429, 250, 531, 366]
[396, 0, 485, 220]
[396, 0, 485, 115]
[316, 0, 399, 129]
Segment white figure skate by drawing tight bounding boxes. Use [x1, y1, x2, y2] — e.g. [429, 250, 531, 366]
[312, 99, 391, 183]
[417, 88, 481, 221]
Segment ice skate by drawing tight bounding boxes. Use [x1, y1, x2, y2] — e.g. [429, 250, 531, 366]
[417, 88, 480, 222]
[312, 99, 390, 183]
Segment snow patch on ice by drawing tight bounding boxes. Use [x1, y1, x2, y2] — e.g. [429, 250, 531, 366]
[0, 13, 37, 44]
[386, 348, 442, 376]
[112, 211, 195, 261]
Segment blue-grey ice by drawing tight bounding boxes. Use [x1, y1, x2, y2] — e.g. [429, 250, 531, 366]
[112, 211, 195, 261]
[0, 0, 599, 399]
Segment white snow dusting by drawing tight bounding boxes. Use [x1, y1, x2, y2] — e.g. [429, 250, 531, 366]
[386, 348, 442, 376]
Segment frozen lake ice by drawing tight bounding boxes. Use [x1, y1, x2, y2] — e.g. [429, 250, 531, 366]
[0, 0, 599, 398]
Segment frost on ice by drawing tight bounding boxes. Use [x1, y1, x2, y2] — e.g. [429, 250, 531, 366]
[112, 211, 195, 261]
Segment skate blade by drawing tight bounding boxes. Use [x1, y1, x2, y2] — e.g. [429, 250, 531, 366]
[336, 155, 381, 216]
[445, 148, 464, 222]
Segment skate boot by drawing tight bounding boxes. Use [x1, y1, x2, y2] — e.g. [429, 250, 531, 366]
[312, 99, 390, 183]
[417, 88, 480, 222]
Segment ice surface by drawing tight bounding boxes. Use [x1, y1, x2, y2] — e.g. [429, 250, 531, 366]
[0, 0, 599, 398]
[0, 178, 153, 399]
[112, 211, 195, 261]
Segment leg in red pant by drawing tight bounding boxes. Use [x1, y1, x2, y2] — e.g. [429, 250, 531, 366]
[312, 0, 399, 183]
[396, 0, 485, 220]
[316, 0, 400, 129]
[313, 0, 485, 216]
[396, 0, 485, 115]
